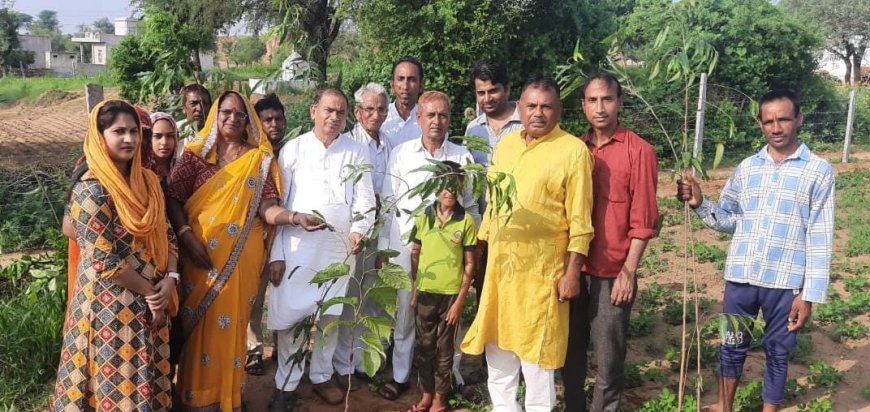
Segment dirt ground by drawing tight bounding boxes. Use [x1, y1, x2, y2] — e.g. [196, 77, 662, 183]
[1, 93, 869, 411]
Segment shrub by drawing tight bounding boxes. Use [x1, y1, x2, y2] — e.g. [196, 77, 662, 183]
[636, 388, 697, 412]
[629, 310, 657, 338]
[733, 380, 763, 412]
[829, 320, 868, 342]
[624, 361, 644, 389]
[798, 398, 834, 412]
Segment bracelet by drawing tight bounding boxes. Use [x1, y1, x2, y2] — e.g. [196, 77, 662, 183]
[167, 271, 180, 282]
[288, 210, 297, 226]
[177, 225, 192, 237]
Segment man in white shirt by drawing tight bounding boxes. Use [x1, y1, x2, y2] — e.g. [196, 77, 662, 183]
[376, 90, 480, 400]
[380, 57, 425, 148]
[267, 87, 376, 409]
[332, 82, 391, 389]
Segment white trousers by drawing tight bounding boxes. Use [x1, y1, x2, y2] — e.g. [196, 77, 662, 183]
[274, 315, 339, 392]
[387, 242, 416, 384]
[485, 343, 556, 412]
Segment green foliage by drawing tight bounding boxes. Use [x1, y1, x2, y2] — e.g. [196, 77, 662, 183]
[663, 297, 694, 325]
[843, 273, 868, 294]
[790, 333, 813, 365]
[351, 0, 615, 116]
[108, 36, 154, 101]
[693, 241, 726, 270]
[0, 168, 68, 253]
[0, 251, 67, 410]
[629, 309, 657, 338]
[642, 366, 670, 384]
[733, 380, 763, 412]
[229, 36, 266, 66]
[636, 388, 697, 412]
[862, 386, 870, 401]
[0, 5, 21, 69]
[798, 398, 834, 412]
[92, 17, 115, 34]
[807, 361, 844, 393]
[829, 320, 868, 342]
[310, 262, 351, 284]
[637, 282, 673, 308]
[624, 361, 644, 389]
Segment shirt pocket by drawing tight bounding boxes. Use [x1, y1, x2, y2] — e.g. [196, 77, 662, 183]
[595, 164, 630, 203]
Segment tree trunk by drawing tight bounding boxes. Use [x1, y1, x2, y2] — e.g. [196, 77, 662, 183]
[841, 55, 852, 85]
[853, 50, 865, 86]
[191, 48, 203, 84]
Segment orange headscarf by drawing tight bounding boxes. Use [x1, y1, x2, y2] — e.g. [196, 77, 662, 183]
[83, 100, 169, 271]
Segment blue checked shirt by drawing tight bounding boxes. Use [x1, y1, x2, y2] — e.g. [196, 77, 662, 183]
[695, 143, 835, 303]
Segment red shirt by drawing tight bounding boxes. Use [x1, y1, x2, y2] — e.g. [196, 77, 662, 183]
[580, 126, 659, 278]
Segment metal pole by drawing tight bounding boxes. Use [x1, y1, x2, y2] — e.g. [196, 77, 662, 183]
[692, 73, 708, 176]
[843, 88, 858, 163]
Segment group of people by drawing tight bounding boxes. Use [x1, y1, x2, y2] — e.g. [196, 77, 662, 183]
[51, 54, 834, 412]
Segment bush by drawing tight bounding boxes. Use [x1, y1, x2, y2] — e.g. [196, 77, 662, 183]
[733, 380, 763, 412]
[624, 361, 644, 389]
[829, 320, 868, 342]
[636, 388, 697, 412]
[108, 35, 154, 102]
[807, 361, 844, 393]
[629, 310, 657, 338]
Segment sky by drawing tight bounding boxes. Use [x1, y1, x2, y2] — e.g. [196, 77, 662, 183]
[11, 0, 135, 34]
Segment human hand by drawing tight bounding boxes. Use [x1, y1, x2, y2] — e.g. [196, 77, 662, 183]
[557, 271, 581, 302]
[150, 309, 167, 329]
[349, 232, 364, 255]
[446, 300, 463, 326]
[269, 260, 286, 287]
[676, 173, 703, 208]
[787, 295, 813, 332]
[610, 267, 636, 306]
[294, 212, 328, 232]
[181, 231, 213, 269]
[151, 276, 177, 306]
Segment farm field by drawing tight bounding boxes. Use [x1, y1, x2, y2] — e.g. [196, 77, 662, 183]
[0, 93, 869, 411]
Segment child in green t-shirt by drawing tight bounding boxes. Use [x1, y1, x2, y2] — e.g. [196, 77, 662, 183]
[408, 161, 477, 412]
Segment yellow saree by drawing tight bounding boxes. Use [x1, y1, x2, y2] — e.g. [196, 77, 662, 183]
[174, 91, 281, 411]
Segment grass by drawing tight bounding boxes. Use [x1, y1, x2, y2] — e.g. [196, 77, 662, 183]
[836, 170, 870, 257]
[0, 72, 116, 105]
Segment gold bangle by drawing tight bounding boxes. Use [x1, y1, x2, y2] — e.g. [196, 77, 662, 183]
[177, 225, 192, 237]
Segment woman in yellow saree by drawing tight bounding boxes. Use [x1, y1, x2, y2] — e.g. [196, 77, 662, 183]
[167, 91, 301, 411]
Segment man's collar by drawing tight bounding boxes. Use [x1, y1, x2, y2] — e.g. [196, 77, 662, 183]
[413, 136, 447, 153]
[353, 123, 385, 148]
[756, 141, 809, 162]
[389, 102, 417, 120]
[520, 125, 564, 145]
[581, 124, 626, 144]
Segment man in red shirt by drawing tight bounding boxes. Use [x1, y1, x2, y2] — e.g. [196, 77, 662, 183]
[562, 70, 659, 411]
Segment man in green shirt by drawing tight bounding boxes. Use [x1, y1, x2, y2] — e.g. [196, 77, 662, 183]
[408, 161, 477, 412]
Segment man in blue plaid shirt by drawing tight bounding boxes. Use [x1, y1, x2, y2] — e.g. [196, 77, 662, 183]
[678, 89, 835, 412]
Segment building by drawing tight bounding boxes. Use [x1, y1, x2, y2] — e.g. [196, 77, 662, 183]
[17, 35, 52, 70]
[818, 49, 870, 84]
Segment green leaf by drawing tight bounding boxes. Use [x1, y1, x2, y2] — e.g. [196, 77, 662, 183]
[367, 286, 398, 316]
[691, 157, 709, 180]
[359, 345, 383, 377]
[360, 315, 393, 339]
[713, 143, 725, 170]
[320, 296, 358, 313]
[322, 319, 355, 336]
[649, 60, 661, 81]
[377, 248, 401, 258]
[377, 263, 412, 290]
[310, 262, 351, 285]
[681, 151, 691, 170]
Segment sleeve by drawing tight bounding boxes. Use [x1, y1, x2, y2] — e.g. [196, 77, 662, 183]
[462, 215, 478, 251]
[694, 164, 743, 234]
[802, 168, 835, 304]
[378, 151, 399, 250]
[627, 140, 660, 240]
[565, 145, 595, 255]
[261, 168, 280, 201]
[269, 145, 295, 263]
[70, 180, 131, 279]
[410, 214, 423, 245]
[350, 150, 377, 235]
[458, 151, 481, 226]
[167, 150, 198, 204]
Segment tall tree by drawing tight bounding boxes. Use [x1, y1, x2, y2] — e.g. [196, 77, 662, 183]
[93, 17, 115, 34]
[783, 0, 870, 85]
[133, 0, 243, 72]
[0, 4, 21, 73]
[30, 10, 59, 32]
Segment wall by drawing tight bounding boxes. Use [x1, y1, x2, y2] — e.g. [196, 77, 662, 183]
[18, 35, 52, 69]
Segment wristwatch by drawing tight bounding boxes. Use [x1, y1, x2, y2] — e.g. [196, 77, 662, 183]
[167, 271, 180, 282]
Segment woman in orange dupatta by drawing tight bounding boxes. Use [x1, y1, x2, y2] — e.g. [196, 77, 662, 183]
[52, 100, 177, 411]
[167, 91, 299, 411]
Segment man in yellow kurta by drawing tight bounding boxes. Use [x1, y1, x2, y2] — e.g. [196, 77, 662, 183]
[461, 74, 594, 412]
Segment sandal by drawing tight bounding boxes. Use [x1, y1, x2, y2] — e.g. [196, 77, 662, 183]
[245, 354, 264, 376]
[378, 380, 410, 400]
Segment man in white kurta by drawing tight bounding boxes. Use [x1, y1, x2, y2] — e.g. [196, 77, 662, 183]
[332, 83, 392, 385]
[376, 91, 480, 398]
[268, 88, 375, 406]
[380, 57, 425, 148]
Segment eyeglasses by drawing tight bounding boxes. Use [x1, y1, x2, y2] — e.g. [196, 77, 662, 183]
[358, 106, 388, 116]
[219, 109, 249, 120]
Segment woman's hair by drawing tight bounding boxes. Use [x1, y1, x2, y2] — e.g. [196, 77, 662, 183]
[96, 100, 140, 134]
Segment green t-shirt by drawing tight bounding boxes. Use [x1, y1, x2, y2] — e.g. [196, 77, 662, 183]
[410, 203, 477, 294]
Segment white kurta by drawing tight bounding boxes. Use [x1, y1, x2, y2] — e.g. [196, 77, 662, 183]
[268, 131, 376, 331]
[380, 103, 421, 149]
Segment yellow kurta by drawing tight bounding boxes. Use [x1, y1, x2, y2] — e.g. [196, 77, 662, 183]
[461, 126, 594, 369]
